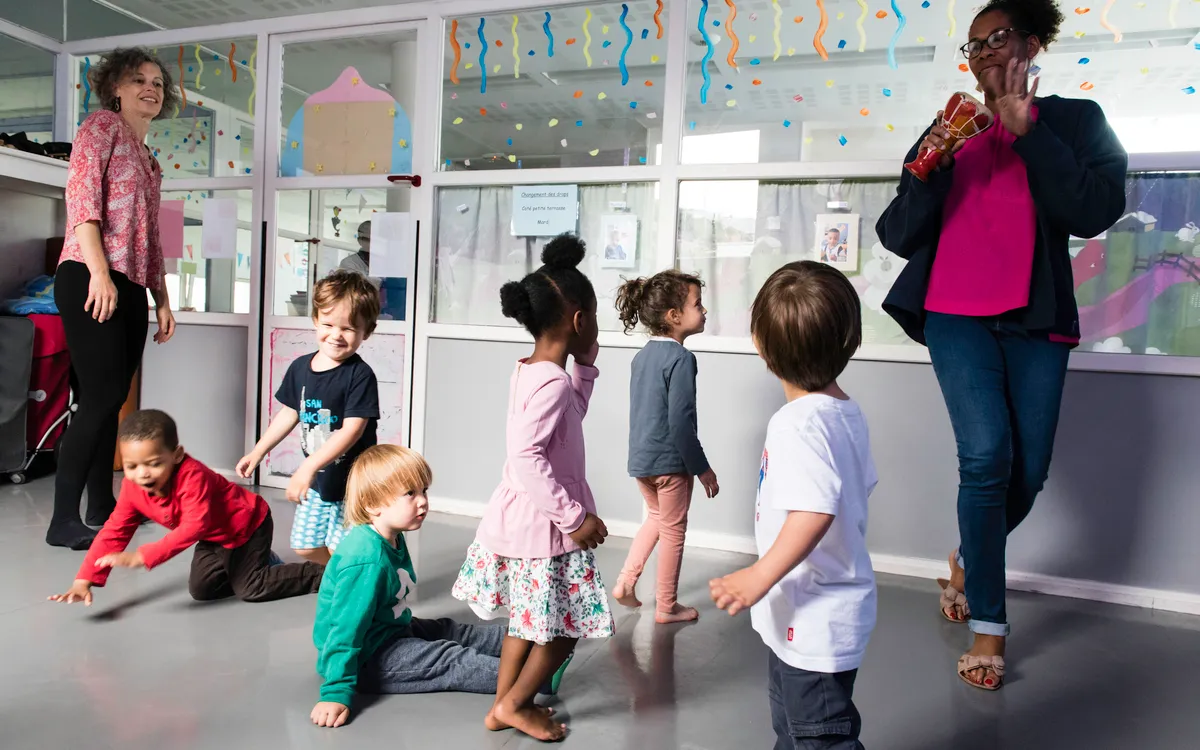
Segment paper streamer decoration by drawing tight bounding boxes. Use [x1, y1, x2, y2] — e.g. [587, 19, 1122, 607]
[856, 0, 868, 52]
[194, 46, 205, 90]
[247, 42, 258, 114]
[82, 58, 91, 113]
[1100, 0, 1122, 43]
[947, 0, 956, 38]
[888, 0, 906, 69]
[726, 0, 740, 69]
[583, 8, 594, 67]
[177, 47, 187, 110]
[619, 4, 633, 85]
[1168, 0, 1179, 28]
[654, 0, 665, 38]
[698, 0, 716, 103]
[814, 0, 830, 61]
[512, 15, 521, 76]
[230, 43, 237, 82]
[772, 0, 782, 60]
[449, 20, 462, 84]
[477, 18, 489, 93]
[543, 12, 555, 57]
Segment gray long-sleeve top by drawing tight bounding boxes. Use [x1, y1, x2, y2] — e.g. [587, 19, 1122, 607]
[627, 339, 710, 478]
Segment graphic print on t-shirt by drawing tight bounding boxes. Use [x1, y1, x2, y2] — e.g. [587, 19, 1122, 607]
[393, 567, 416, 618]
[756, 449, 768, 522]
[298, 384, 338, 459]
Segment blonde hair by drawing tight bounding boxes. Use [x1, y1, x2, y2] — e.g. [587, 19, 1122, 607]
[312, 270, 381, 336]
[344, 445, 433, 527]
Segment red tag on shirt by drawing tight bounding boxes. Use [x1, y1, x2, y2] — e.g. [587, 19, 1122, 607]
[787, 627, 794, 642]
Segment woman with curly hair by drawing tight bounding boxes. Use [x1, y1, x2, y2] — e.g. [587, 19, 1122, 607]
[49, 48, 181, 550]
[877, 0, 1127, 690]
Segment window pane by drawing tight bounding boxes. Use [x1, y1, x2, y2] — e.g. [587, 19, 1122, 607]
[66, 0, 154, 41]
[158, 189, 253, 314]
[280, 29, 418, 178]
[1076, 172, 1200, 356]
[0, 34, 55, 145]
[681, 0, 1200, 163]
[441, 3, 667, 170]
[75, 39, 258, 177]
[273, 189, 408, 321]
[677, 179, 911, 345]
[1, 5, 64, 40]
[434, 182, 660, 330]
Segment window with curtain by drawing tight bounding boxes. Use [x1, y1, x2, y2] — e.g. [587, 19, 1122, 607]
[434, 182, 661, 330]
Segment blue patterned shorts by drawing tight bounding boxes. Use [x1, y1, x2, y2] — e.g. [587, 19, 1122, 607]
[289, 489, 348, 551]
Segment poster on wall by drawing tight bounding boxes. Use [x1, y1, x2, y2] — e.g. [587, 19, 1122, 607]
[598, 214, 638, 269]
[511, 185, 579, 236]
[813, 213, 860, 273]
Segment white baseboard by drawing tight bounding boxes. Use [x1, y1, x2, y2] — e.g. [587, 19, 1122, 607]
[431, 496, 1200, 617]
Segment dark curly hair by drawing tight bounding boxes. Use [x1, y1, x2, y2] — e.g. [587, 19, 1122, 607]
[975, 0, 1065, 49]
[118, 409, 179, 450]
[615, 270, 703, 336]
[89, 47, 180, 119]
[499, 234, 596, 338]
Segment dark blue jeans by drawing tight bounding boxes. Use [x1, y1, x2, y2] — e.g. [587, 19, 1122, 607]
[768, 652, 865, 750]
[924, 312, 1070, 636]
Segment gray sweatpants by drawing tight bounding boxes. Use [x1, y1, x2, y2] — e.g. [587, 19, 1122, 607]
[357, 617, 505, 694]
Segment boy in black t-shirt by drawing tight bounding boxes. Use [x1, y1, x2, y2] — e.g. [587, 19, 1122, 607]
[237, 271, 381, 564]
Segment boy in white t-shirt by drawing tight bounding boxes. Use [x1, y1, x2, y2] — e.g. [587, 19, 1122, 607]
[711, 261, 877, 750]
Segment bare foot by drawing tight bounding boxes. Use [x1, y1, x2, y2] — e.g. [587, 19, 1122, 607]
[961, 634, 1006, 689]
[612, 576, 642, 609]
[654, 603, 699, 624]
[491, 701, 567, 741]
[485, 704, 554, 731]
[937, 551, 969, 622]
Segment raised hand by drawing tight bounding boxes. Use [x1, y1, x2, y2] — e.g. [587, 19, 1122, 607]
[993, 58, 1038, 137]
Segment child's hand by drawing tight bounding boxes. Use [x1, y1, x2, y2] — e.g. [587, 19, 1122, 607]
[286, 468, 314, 504]
[698, 469, 720, 498]
[235, 452, 261, 479]
[710, 564, 772, 616]
[568, 513, 608, 550]
[311, 701, 350, 728]
[95, 551, 145, 570]
[47, 579, 93, 606]
[575, 341, 600, 367]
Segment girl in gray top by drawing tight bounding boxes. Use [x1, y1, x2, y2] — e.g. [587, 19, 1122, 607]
[611, 270, 719, 624]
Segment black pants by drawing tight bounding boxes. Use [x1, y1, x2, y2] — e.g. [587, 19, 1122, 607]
[768, 652, 865, 750]
[188, 510, 324, 602]
[52, 262, 148, 530]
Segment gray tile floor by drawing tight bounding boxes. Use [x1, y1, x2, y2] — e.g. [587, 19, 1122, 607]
[3, 475, 1199, 749]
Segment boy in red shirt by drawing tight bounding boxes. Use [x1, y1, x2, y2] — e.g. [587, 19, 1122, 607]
[49, 409, 324, 606]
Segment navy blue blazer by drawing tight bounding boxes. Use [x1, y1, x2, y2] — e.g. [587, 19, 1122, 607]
[876, 95, 1128, 345]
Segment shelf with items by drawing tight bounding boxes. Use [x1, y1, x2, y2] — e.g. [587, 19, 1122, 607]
[0, 149, 68, 200]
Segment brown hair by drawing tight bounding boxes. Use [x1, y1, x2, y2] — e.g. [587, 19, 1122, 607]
[88, 47, 180, 119]
[750, 261, 861, 391]
[614, 270, 703, 335]
[118, 409, 179, 450]
[312, 270, 381, 336]
[344, 445, 434, 527]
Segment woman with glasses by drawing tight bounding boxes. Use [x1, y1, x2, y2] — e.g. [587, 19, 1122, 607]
[877, 0, 1127, 690]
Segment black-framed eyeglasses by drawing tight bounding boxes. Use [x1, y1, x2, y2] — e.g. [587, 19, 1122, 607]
[960, 28, 1027, 59]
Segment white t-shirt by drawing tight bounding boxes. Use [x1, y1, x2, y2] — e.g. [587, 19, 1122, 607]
[750, 394, 878, 673]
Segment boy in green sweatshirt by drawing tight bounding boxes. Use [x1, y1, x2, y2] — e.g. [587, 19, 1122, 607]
[311, 445, 568, 729]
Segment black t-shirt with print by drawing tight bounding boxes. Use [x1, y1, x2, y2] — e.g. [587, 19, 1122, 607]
[275, 352, 379, 503]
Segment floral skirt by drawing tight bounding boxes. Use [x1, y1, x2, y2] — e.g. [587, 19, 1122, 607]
[452, 541, 615, 645]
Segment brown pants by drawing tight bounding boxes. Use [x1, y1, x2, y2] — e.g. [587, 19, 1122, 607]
[619, 474, 694, 612]
[188, 510, 324, 602]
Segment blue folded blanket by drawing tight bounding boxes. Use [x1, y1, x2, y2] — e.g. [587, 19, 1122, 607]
[1, 275, 58, 315]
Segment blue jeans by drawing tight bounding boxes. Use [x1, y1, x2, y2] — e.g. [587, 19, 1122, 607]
[768, 652, 865, 750]
[924, 312, 1070, 637]
[357, 618, 505, 694]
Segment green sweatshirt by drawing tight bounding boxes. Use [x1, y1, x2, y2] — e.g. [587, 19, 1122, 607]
[313, 523, 416, 705]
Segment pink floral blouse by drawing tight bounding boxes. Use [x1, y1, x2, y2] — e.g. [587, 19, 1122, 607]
[60, 110, 164, 290]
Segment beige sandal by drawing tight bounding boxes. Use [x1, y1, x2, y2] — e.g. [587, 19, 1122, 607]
[957, 653, 1005, 691]
[936, 551, 970, 623]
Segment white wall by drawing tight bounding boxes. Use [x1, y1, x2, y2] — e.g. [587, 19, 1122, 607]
[140, 323, 247, 472]
[0, 188, 59, 299]
[422, 337, 1200, 606]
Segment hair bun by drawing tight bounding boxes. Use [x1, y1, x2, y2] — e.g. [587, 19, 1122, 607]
[499, 280, 533, 323]
[541, 234, 586, 270]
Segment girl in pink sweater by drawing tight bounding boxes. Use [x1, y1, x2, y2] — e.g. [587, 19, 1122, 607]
[452, 235, 614, 742]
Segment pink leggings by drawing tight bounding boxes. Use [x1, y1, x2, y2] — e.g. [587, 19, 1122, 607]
[618, 473, 693, 612]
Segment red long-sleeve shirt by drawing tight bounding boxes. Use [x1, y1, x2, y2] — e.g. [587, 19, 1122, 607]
[78, 456, 269, 586]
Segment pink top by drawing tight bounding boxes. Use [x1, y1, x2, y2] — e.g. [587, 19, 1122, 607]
[925, 109, 1039, 316]
[60, 110, 164, 290]
[475, 359, 599, 559]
